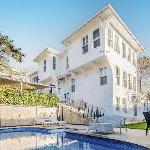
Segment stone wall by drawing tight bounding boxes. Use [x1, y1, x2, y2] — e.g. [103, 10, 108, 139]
[0, 105, 57, 127]
[59, 104, 93, 125]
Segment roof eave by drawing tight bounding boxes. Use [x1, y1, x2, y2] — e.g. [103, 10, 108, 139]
[62, 4, 144, 52]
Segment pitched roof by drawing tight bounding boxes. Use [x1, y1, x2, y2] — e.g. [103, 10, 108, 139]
[62, 4, 144, 51]
[33, 47, 60, 62]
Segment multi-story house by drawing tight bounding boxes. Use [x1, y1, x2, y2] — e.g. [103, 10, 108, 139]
[31, 4, 145, 117]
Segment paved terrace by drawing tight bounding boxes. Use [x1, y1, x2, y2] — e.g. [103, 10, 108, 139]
[36, 124, 149, 149]
[65, 125, 150, 149]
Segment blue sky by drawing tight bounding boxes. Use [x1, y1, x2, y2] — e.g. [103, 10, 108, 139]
[0, 0, 149, 71]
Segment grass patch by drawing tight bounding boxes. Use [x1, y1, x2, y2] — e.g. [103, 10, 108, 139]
[126, 122, 148, 130]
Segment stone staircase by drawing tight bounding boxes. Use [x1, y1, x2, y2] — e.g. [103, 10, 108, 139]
[58, 103, 94, 125]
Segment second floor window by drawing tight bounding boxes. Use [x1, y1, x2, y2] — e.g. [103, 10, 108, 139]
[122, 98, 127, 113]
[116, 97, 120, 111]
[115, 66, 120, 85]
[82, 35, 88, 54]
[43, 60, 46, 72]
[132, 53, 136, 66]
[128, 48, 131, 62]
[66, 56, 69, 69]
[53, 57, 56, 70]
[58, 82, 61, 94]
[114, 34, 120, 53]
[108, 28, 113, 48]
[71, 79, 75, 92]
[123, 71, 127, 88]
[100, 67, 107, 85]
[128, 74, 132, 89]
[133, 77, 136, 91]
[122, 42, 126, 58]
[93, 28, 100, 48]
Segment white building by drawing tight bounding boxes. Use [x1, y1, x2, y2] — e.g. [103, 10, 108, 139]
[31, 4, 147, 117]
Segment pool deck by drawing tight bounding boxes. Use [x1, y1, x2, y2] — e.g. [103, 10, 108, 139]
[1, 124, 150, 149]
[65, 124, 150, 149]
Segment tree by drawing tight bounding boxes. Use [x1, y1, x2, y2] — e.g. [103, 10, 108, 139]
[137, 56, 150, 93]
[0, 33, 25, 63]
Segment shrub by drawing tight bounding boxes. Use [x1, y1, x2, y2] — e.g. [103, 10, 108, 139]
[0, 90, 59, 107]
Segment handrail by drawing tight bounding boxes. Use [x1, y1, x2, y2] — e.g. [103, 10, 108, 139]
[120, 117, 127, 134]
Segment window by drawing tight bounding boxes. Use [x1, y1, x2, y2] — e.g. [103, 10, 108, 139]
[114, 34, 120, 53]
[43, 60, 46, 72]
[133, 77, 136, 91]
[108, 28, 113, 48]
[58, 82, 61, 94]
[116, 97, 120, 111]
[53, 57, 56, 70]
[122, 42, 126, 58]
[122, 98, 127, 113]
[35, 76, 39, 83]
[133, 53, 136, 66]
[115, 66, 120, 85]
[71, 79, 75, 92]
[128, 74, 132, 89]
[82, 35, 88, 53]
[128, 48, 131, 62]
[49, 87, 53, 94]
[100, 67, 107, 85]
[66, 56, 69, 69]
[123, 71, 127, 88]
[93, 28, 100, 48]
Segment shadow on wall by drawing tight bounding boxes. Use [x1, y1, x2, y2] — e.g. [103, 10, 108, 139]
[0, 105, 57, 127]
[0, 118, 35, 127]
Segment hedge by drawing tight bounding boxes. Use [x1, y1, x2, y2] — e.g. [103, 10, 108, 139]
[0, 90, 59, 107]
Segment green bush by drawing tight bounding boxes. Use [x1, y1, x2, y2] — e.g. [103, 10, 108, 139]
[0, 90, 59, 107]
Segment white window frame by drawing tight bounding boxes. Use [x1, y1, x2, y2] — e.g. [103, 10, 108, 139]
[123, 71, 127, 88]
[82, 35, 88, 54]
[108, 28, 113, 48]
[128, 48, 131, 62]
[128, 74, 132, 89]
[71, 79, 75, 93]
[66, 56, 69, 69]
[115, 66, 120, 85]
[43, 59, 46, 72]
[99, 67, 107, 85]
[133, 77, 136, 91]
[122, 98, 127, 113]
[122, 42, 126, 58]
[132, 52, 136, 66]
[114, 33, 120, 53]
[53, 57, 56, 70]
[116, 97, 120, 111]
[93, 28, 100, 49]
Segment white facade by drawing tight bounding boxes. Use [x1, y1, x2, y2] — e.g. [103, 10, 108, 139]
[31, 5, 147, 117]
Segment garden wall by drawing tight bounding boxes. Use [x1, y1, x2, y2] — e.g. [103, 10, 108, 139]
[0, 104, 57, 127]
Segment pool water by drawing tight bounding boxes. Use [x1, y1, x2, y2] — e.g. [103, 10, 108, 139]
[0, 128, 148, 150]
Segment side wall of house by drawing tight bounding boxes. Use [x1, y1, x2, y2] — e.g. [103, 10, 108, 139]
[105, 23, 140, 117]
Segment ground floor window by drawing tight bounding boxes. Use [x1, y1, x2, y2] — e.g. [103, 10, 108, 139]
[100, 67, 107, 85]
[116, 97, 120, 111]
[122, 98, 127, 113]
[71, 79, 75, 92]
[49, 87, 52, 94]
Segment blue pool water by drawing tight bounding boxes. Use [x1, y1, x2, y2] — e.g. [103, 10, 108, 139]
[0, 127, 148, 150]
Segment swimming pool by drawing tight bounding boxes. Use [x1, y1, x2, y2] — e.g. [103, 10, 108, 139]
[0, 127, 148, 150]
